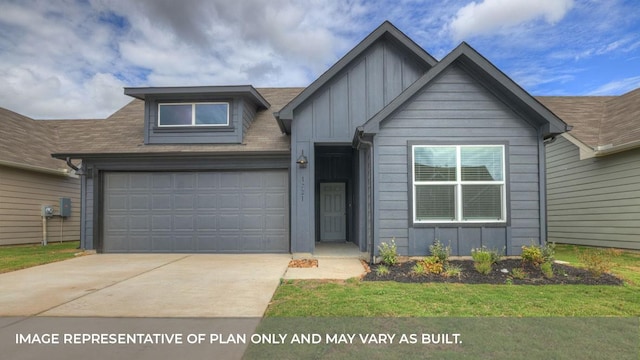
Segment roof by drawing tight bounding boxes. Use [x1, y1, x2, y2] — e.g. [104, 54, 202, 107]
[50, 88, 303, 158]
[0, 107, 72, 175]
[538, 87, 640, 154]
[361, 42, 570, 138]
[124, 85, 270, 109]
[275, 21, 437, 133]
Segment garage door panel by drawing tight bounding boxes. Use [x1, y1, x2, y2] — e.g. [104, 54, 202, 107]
[103, 171, 288, 253]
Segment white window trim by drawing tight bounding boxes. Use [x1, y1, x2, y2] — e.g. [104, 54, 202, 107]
[158, 102, 230, 127]
[412, 144, 507, 224]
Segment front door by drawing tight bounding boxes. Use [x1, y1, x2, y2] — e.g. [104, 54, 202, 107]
[320, 182, 346, 242]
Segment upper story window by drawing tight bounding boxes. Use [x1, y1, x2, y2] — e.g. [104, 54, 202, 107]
[411, 144, 506, 224]
[158, 102, 229, 127]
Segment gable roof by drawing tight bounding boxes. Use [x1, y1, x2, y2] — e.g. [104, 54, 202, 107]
[275, 21, 437, 133]
[50, 88, 302, 159]
[361, 42, 570, 137]
[0, 107, 72, 175]
[538, 88, 640, 155]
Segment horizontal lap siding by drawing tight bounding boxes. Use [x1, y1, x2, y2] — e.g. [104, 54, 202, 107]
[375, 65, 540, 256]
[546, 136, 640, 249]
[0, 166, 80, 245]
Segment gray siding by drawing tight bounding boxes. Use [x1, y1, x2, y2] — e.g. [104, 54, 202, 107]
[0, 166, 80, 245]
[374, 65, 541, 256]
[546, 136, 640, 250]
[290, 38, 428, 252]
[144, 97, 253, 145]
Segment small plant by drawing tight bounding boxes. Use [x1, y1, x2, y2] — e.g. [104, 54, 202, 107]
[576, 248, 618, 277]
[443, 263, 463, 279]
[378, 238, 398, 266]
[540, 261, 554, 278]
[471, 247, 502, 275]
[412, 262, 426, 275]
[429, 239, 451, 263]
[511, 267, 527, 280]
[421, 256, 444, 274]
[376, 265, 390, 276]
[521, 241, 556, 267]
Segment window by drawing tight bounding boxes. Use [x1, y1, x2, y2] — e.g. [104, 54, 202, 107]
[412, 145, 506, 223]
[158, 102, 229, 127]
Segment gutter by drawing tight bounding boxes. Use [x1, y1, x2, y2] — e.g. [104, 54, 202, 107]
[51, 150, 291, 160]
[354, 127, 375, 265]
[592, 139, 640, 157]
[0, 159, 74, 177]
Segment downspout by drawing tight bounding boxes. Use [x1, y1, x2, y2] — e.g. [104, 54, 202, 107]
[355, 128, 375, 265]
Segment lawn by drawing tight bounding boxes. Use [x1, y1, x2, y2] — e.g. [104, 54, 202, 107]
[265, 245, 640, 317]
[0, 241, 81, 273]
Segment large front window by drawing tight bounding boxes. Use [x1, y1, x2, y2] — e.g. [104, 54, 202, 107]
[412, 145, 506, 223]
[158, 102, 229, 127]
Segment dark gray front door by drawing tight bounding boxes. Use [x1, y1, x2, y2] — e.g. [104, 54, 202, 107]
[320, 182, 346, 242]
[103, 171, 289, 253]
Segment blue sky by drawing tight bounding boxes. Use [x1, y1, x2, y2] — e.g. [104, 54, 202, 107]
[0, 0, 639, 119]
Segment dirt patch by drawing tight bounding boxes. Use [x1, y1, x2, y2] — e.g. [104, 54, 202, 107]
[288, 259, 318, 268]
[363, 259, 623, 285]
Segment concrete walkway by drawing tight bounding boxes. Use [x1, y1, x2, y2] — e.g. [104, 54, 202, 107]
[0, 254, 291, 317]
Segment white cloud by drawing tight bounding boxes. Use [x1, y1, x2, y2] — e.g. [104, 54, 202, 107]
[588, 76, 640, 96]
[448, 0, 574, 41]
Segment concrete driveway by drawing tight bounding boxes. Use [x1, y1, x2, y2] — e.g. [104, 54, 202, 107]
[0, 253, 291, 317]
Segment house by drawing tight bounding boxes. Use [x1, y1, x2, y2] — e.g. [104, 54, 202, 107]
[50, 21, 569, 257]
[0, 108, 81, 245]
[539, 88, 640, 250]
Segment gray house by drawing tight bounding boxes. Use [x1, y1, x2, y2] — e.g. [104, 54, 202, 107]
[52, 22, 569, 256]
[539, 88, 640, 250]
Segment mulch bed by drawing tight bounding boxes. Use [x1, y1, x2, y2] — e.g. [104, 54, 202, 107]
[363, 259, 623, 285]
[288, 259, 318, 268]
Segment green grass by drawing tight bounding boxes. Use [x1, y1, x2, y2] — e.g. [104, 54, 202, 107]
[0, 241, 81, 273]
[266, 245, 640, 317]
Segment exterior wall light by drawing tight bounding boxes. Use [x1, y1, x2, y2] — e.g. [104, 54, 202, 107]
[296, 150, 308, 168]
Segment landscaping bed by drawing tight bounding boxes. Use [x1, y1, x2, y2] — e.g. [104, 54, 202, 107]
[363, 258, 623, 285]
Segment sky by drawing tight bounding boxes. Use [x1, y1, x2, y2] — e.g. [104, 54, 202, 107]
[0, 0, 639, 119]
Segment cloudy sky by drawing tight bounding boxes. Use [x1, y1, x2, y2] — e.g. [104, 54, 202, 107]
[1, 0, 639, 119]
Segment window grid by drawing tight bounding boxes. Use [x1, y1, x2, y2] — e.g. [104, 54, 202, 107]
[412, 145, 506, 224]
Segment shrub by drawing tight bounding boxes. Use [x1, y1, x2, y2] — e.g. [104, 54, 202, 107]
[443, 263, 463, 279]
[412, 262, 426, 275]
[471, 247, 502, 275]
[511, 267, 527, 280]
[429, 240, 451, 263]
[540, 261, 554, 278]
[521, 242, 556, 267]
[421, 256, 444, 274]
[376, 265, 390, 276]
[378, 238, 398, 266]
[576, 248, 618, 277]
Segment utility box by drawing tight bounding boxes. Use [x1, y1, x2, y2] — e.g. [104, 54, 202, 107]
[41, 205, 54, 217]
[59, 198, 71, 217]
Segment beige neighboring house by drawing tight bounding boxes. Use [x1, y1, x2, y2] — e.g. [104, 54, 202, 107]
[0, 108, 81, 246]
[539, 88, 640, 250]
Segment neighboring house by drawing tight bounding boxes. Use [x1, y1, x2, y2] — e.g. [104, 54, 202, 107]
[50, 22, 569, 256]
[539, 88, 640, 250]
[0, 108, 81, 246]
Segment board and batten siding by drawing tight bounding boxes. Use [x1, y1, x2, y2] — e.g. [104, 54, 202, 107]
[290, 37, 428, 253]
[374, 65, 541, 256]
[0, 166, 80, 245]
[546, 136, 640, 250]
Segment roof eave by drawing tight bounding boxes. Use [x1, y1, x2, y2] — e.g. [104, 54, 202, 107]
[124, 85, 270, 109]
[0, 159, 74, 177]
[51, 150, 291, 160]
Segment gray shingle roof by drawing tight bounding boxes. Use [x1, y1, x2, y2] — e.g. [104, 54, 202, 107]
[538, 87, 640, 149]
[49, 87, 303, 157]
[0, 107, 69, 172]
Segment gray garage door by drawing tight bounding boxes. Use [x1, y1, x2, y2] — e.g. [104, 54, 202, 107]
[103, 171, 289, 253]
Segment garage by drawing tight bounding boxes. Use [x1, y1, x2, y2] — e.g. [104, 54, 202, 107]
[102, 170, 289, 253]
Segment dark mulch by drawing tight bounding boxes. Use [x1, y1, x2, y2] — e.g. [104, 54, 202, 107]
[363, 259, 623, 285]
